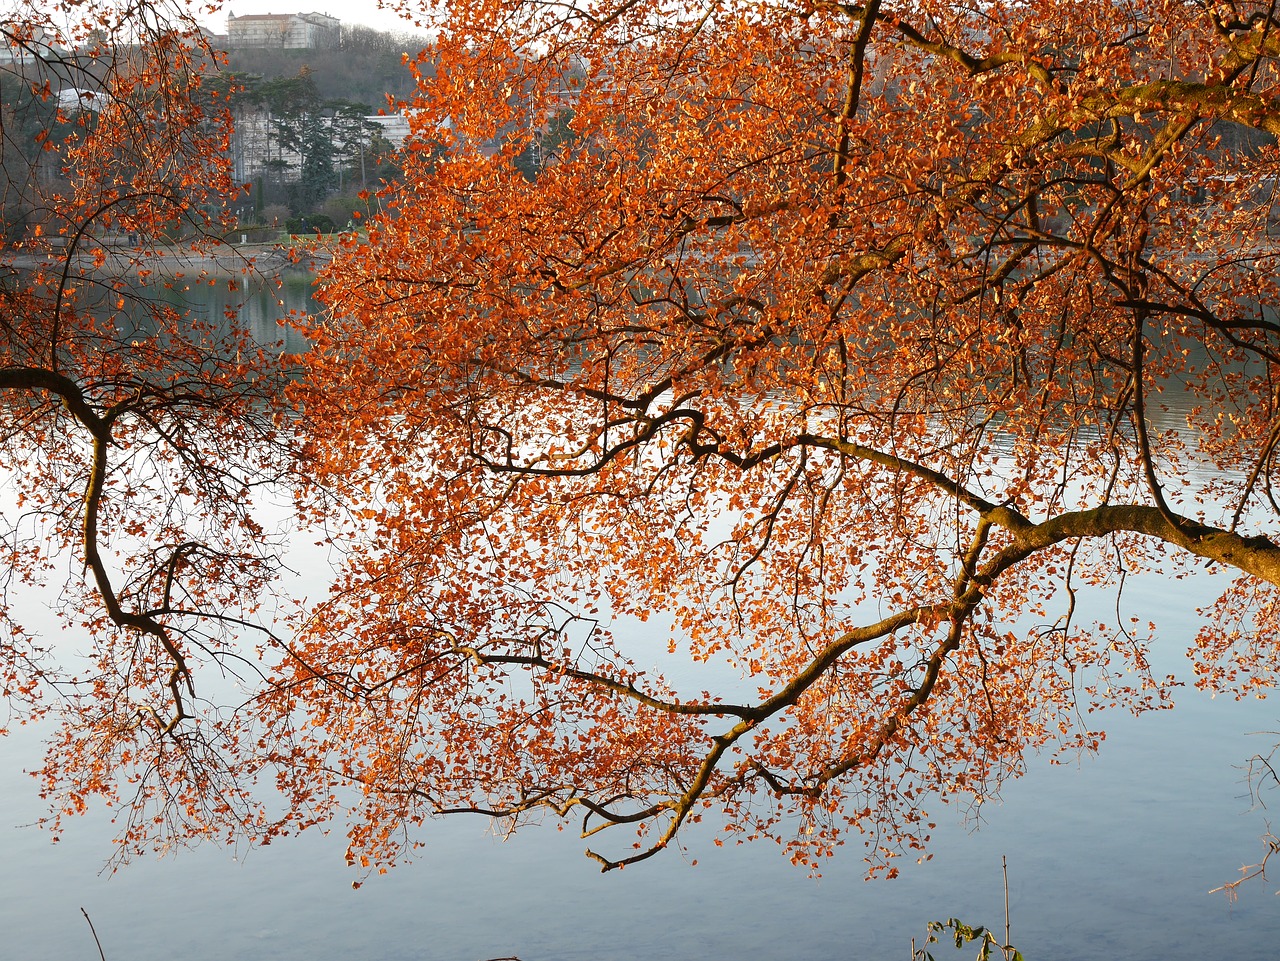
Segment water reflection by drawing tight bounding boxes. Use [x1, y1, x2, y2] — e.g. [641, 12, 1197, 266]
[1, 283, 1277, 961]
[145, 272, 318, 354]
[2, 572, 1276, 961]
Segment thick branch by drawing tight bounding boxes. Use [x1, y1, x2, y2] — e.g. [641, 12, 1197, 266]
[1093, 79, 1280, 135]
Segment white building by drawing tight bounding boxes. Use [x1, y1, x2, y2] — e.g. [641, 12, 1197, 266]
[366, 114, 410, 145]
[226, 12, 341, 49]
[0, 22, 51, 63]
[57, 87, 109, 113]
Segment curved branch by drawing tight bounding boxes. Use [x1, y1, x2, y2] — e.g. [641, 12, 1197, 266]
[829, 0, 881, 227]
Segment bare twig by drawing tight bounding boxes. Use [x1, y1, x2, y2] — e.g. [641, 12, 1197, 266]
[80, 908, 106, 961]
[1210, 826, 1280, 899]
[1003, 855, 1012, 960]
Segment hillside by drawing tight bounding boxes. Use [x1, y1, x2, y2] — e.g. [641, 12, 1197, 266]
[224, 25, 432, 109]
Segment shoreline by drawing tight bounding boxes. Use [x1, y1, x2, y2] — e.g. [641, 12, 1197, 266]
[2, 239, 333, 278]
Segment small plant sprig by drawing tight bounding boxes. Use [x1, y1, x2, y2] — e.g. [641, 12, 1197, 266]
[913, 918, 1025, 961]
[913, 857, 1023, 961]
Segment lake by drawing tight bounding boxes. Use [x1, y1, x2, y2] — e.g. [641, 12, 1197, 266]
[1, 277, 1277, 961]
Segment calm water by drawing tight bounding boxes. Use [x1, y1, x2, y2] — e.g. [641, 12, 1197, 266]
[1, 280, 1277, 961]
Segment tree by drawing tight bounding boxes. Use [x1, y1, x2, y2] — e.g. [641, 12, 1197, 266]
[513, 107, 576, 181]
[10, 0, 1280, 887]
[326, 99, 380, 193]
[286, 109, 338, 213]
[252, 70, 368, 214]
[0, 1, 302, 856]
[258, 69, 322, 194]
[200, 69, 265, 183]
[299, 0, 1280, 875]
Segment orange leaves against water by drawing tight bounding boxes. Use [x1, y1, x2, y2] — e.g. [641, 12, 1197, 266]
[271, 0, 1280, 874]
[1, 0, 311, 865]
[12, 0, 1280, 878]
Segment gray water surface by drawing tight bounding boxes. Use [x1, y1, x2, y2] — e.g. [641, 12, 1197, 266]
[1, 280, 1277, 961]
[2, 628, 1276, 961]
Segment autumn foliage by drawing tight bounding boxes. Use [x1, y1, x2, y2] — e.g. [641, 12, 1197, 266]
[8, 0, 1280, 878]
[1, 2, 303, 853]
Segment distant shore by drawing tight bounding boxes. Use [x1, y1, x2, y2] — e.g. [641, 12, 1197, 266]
[2, 238, 334, 278]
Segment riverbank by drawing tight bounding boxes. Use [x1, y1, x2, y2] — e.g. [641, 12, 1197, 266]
[2, 238, 334, 278]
